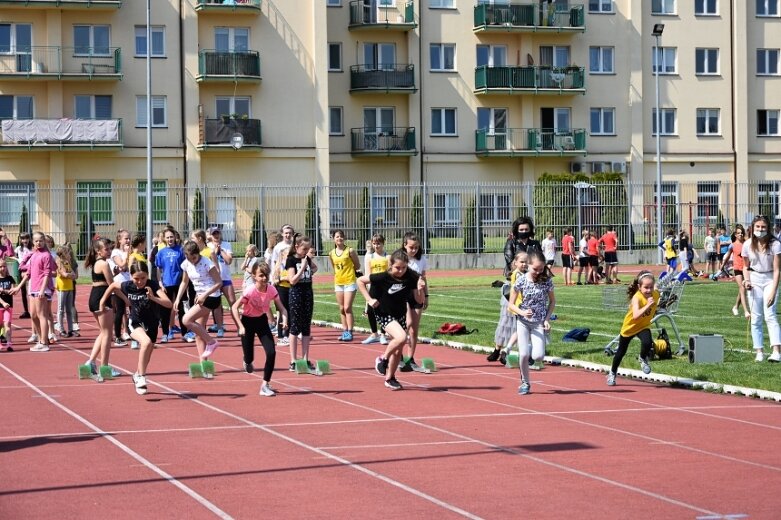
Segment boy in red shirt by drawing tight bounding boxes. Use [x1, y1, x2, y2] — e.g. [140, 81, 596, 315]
[599, 226, 619, 284]
[560, 228, 575, 285]
[587, 231, 600, 284]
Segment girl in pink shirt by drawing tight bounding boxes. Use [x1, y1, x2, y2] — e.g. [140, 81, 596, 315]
[18, 232, 54, 351]
[231, 262, 288, 397]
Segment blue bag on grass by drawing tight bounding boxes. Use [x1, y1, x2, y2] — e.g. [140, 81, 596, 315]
[562, 328, 590, 342]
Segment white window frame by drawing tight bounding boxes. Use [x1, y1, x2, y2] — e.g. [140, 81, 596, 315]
[0, 23, 32, 55]
[76, 181, 113, 225]
[476, 44, 507, 67]
[652, 46, 677, 74]
[372, 195, 398, 225]
[697, 182, 720, 219]
[479, 193, 511, 224]
[696, 108, 720, 136]
[695, 0, 718, 15]
[652, 108, 677, 136]
[74, 95, 112, 119]
[328, 42, 342, 72]
[363, 42, 396, 70]
[695, 48, 719, 75]
[73, 25, 110, 56]
[0, 95, 34, 119]
[134, 25, 165, 58]
[477, 107, 507, 134]
[588, 0, 613, 13]
[431, 107, 457, 136]
[651, 0, 676, 15]
[329, 106, 343, 135]
[430, 0, 455, 7]
[215, 27, 249, 53]
[430, 43, 455, 72]
[758, 182, 781, 219]
[589, 46, 614, 74]
[137, 180, 167, 225]
[433, 193, 461, 225]
[215, 97, 251, 119]
[758, 109, 780, 136]
[590, 107, 615, 135]
[329, 195, 345, 229]
[135, 95, 167, 128]
[757, 0, 779, 17]
[0, 182, 37, 226]
[757, 49, 780, 75]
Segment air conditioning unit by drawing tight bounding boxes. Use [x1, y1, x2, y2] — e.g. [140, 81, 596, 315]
[570, 161, 588, 174]
[591, 161, 608, 173]
[611, 161, 628, 174]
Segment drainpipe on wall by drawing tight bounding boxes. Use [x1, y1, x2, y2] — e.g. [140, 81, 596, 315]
[180, 0, 188, 187]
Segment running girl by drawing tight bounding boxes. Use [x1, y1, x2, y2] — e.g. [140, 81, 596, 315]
[231, 262, 288, 397]
[397, 232, 427, 372]
[84, 238, 118, 379]
[173, 240, 222, 366]
[0, 259, 16, 351]
[362, 233, 390, 345]
[720, 224, 749, 318]
[508, 250, 555, 395]
[606, 271, 659, 386]
[329, 229, 361, 341]
[100, 261, 172, 395]
[286, 235, 318, 371]
[358, 249, 426, 390]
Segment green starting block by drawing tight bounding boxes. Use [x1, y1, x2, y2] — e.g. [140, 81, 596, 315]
[78, 364, 92, 380]
[189, 363, 204, 378]
[294, 359, 329, 375]
[315, 360, 331, 375]
[201, 360, 215, 376]
[505, 354, 520, 369]
[294, 359, 311, 374]
[421, 357, 437, 372]
[99, 365, 114, 380]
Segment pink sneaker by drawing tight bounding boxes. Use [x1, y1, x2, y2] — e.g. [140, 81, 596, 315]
[201, 340, 219, 359]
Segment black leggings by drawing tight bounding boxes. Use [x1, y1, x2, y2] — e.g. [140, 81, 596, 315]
[112, 295, 126, 338]
[241, 314, 276, 382]
[289, 284, 313, 336]
[275, 285, 290, 338]
[611, 328, 653, 374]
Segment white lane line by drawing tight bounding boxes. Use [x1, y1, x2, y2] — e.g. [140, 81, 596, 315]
[0, 424, 255, 442]
[0, 362, 233, 520]
[317, 440, 476, 450]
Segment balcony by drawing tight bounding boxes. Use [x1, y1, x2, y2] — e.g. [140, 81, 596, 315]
[351, 127, 416, 155]
[195, 0, 261, 14]
[475, 128, 586, 157]
[0, 118, 122, 150]
[199, 117, 262, 150]
[350, 64, 416, 93]
[473, 2, 584, 33]
[348, 1, 416, 31]
[0, 0, 122, 9]
[0, 46, 121, 80]
[197, 50, 261, 82]
[475, 66, 585, 95]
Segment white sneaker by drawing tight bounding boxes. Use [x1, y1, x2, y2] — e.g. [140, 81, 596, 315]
[121, 332, 131, 341]
[361, 335, 380, 345]
[27, 333, 39, 344]
[160, 334, 169, 344]
[73, 323, 80, 332]
[638, 356, 652, 375]
[133, 373, 148, 395]
[48, 333, 57, 343]
[607, 372, 616, 386]
[130, 341, 139, 350]
[755, 350, 765, 362]
[30, 343, 50, 352]
[379, 335, 388, 345]
[259, 385, 276, 397]
[768, 351, 780, 363]
[53, 322, 62, 333]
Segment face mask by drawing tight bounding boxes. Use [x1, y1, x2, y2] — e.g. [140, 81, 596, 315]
[517, 231, 530, 240]
[754, 230, 768, 239]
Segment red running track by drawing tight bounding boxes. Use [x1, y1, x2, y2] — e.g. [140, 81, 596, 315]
[1, 291, 780, 519]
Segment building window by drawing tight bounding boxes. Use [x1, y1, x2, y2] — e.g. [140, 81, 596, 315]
[430, 0, 455, 7]
[651, 0, 675, 14]
[652, 108, 676, 135]
[695, 0, 717, 15]
[328, 43, 342, 71]
[476, 45, 507, 67]
[479, 193, 511, 223]
[76, 181, 112, 225]
[0, 23, 31, 54]
[588, 0, 613, 13]
[372, 195, 398, 225]
[652, 46, 677, 74]
[135, 96, 167, 127]
[695, 48, 719, 75]
[137, 180, 167, 224]
[215, 97, 250, 118]
[215, 27, 248, 52]
[758, 109, 780, 136]
[433, 193, 461, 224]
[590, 107, 615, 135]
[430, 43, 455, 71]
[589, 46, 614, 73]
[134, 26, 165, 57]
[758, 182, 781, 219]
[326, 0, 341, 6]
[757, 49, 780, 75]
[0, 95, 33, 119]
[696, 108, 720, 135]
[0, 182, 36, 226]
[329, 106, 343, 135]
[697, 182, 719, 220]
[540, 45, 570, 67]
[74, 25, 110, 56]
[74, 95, 112, 119]
[431, 108, 456, 136]
[757, 0, 779, 16]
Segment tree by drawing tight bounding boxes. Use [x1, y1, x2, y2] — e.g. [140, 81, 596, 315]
[191, 189, 205, 232]
[463, 197, 484, 253]
[137, 204, 146, 238]
[305, 188, 318, 254]
[19, 202, 29, 236]
[250, 209, 265, 251]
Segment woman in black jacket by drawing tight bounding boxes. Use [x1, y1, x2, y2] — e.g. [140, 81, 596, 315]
[503, 216, 542, 278]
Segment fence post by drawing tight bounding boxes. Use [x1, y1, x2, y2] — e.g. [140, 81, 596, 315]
[369, 182, 374, 238]
[475, 182, 482, 255]
[203, 185, 209, 231]
[259, 184, 265, 248]
[26, 184, 32, 235]
[627, 181, 632, 252]
[423, 182, 429, 254]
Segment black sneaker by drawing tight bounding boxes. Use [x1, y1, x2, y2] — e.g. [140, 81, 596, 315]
[486, 349, 501, 362]
[499, 350, 507, 366]
[399, 359, 413, 372]
[289, 362, 296, 372]
[384, 378, 403, 391]
[244, 362, 254, 374]
[375, 356, 388, 376]
[19, 312, 30, 319]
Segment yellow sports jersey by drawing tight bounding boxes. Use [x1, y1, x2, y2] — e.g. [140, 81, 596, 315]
[55, 260, 74, 291]
[509, 269, 523, 313]
[130, 252, 147, 265]
[200, 247, 213, 260]
[620, 289, 660, 337]
[277, 261, 291, 288]
[662, 237, 676, 260]
[368, 252, 390, 274]
[330, 247, 357, 285]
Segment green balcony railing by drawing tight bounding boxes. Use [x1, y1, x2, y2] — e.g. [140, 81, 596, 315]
[475, 65, 585, 93]
[0, 0, 122, 8]
[474, 2, 584, 32]
[0, 118, 122, 149]
[351, 127, 416, 154]
[202, 118, 261, 148]
[197, 50, 261, 81]
[475, 128, 586, 155]
[0, 46, 121, 78]
[195, 0, 261, 13]
[348, 1, 416, 30]
[350, 64, 415, 92]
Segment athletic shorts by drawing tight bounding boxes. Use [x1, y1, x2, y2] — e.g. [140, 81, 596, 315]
[334, 282, 357, 292]
[604, 251, 618, 265]
[202, 296, 222, 310]
[222, 280, 233, 287]
[707, 252, 718, 262]
[88, 286, 111, 313]
[734, 269, 743, 277]
[588, 255, 599, 267]
[562, 255, 573, 269]
[30, 291, 53, 301]
[375, 311, 406, 332]
[666, 258, 678, 269]
[718, 253, 725, 262]
[129, 318, 159, 344]
[409, 298, 425, 310]
[578, 257, 589, 267]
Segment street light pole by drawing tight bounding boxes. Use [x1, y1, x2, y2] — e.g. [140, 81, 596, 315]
[653, 23, 665, 264]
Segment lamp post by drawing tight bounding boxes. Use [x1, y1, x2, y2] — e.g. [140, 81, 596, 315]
[574, 181, 594, 241]
[653, 23, 665, 263]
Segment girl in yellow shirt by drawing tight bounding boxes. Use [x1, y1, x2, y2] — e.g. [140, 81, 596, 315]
[607, 271, 659, 386]
[329, 229, 361, 341]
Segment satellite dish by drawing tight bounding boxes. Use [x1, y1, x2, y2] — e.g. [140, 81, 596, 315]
[231, 133, 244, 150]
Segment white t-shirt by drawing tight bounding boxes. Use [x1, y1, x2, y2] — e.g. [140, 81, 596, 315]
[578, 238, 588, 258]
[541, 238, 557, 262]
[741, 239, 781, 273]
[408, 255, 428, 275]
[111, 248, 131, 283]
[270, 240, 293, 283]
[210, 241, 233, 281]
[182, 257, 218, 296]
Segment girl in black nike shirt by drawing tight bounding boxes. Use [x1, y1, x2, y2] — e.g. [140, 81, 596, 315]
[357, 249, 426, 391]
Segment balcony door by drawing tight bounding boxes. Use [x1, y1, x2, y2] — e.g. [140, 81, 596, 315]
[476, 45, 507, 67]
[363, 43, 395, 70]
[363, 107, 394, 150]
[540, 107, 571, 149]
[216, 97, 250, 118]
[478, 107, 507, 149]
[215, 27, 249, 52]
[0, 23, 32, 73]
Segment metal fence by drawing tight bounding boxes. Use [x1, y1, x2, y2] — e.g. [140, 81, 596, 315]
[0, 180, 776, 257]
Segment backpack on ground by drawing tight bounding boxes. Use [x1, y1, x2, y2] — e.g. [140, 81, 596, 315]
[434, 322, 478, 336]
[562, 327, 590, 342]
[652, 328, 673, 360]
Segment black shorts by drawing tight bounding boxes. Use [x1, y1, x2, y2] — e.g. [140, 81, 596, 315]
[88, 285, 111, 313]
[202, 296, 221, 310]
[589, 255, 599, 267]
[604, 251, 618, 265]
[734, 269, 744, 277]
[578, 257, 589, 268]
[562, 255, 573, 268]
[129, 319, 159, 343]
[718, 253, 726, 262]
[375, 311, 406, 332]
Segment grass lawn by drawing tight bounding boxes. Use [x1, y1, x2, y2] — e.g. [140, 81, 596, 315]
[311, 275, 781, 394]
